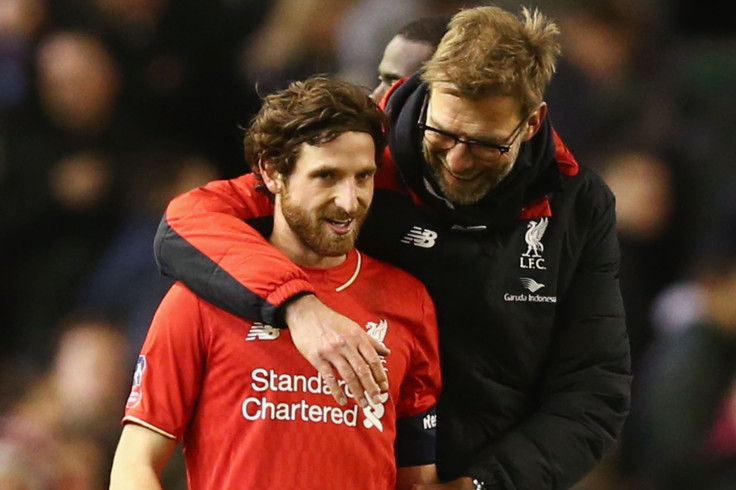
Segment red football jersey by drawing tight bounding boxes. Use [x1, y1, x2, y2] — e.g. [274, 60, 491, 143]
[123, 248, 441, 489]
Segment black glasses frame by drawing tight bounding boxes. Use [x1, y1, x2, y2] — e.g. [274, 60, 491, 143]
[417, 92, 527, 160]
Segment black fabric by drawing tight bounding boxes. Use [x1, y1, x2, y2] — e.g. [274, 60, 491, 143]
[358, 78, 632, 488]
[395, 406, 438, 467]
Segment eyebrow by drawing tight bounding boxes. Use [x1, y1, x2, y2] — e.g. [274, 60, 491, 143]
[379, 70, 401, 82]
[426, 114, 509, 147]
[307, 163, 377, 176]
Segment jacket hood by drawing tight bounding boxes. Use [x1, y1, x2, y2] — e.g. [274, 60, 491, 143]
[385, 73, 563, 229]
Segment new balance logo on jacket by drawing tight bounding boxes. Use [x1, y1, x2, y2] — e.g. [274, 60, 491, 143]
[401, 227, 437, 248]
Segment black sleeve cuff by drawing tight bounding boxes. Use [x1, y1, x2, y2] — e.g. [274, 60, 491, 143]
[395, 406, 437, 466]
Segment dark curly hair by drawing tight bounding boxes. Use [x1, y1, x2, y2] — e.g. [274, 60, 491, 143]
[244, 75, 387, 192]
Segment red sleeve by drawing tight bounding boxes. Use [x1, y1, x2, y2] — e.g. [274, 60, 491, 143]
[122, 284, 206, 439]
[154, 173, 316, 326]
[394, 282, 441, 466]
[397, 286, 442, 418]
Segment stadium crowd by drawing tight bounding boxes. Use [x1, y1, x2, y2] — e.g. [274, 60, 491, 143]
[0, 0, 734, 488]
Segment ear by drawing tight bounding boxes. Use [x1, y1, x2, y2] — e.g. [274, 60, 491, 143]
[259, 159, 284, 194]
[522, 102, 547, 142]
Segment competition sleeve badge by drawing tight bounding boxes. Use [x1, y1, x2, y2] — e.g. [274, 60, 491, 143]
[126, 355, 146, 409]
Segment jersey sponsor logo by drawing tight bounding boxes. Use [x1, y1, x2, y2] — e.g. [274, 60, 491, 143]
[246, 322, 281, 341]
[503, 292, 557, 303]
[363, 319, 389, 432]
[401, 226, 437, 248]
[520, 277, 545, 293]
[242, 318, 392, 431]
[506, 276, 556, 303]
[242, 368, 361, 426]
[126, 355, 146, 409]
[362, 392, 390, 431]
[423, 412, 437, 429]
[520, 218, 548, 270]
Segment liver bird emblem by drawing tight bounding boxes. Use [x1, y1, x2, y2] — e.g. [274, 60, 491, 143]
[523, 218, 548, 258]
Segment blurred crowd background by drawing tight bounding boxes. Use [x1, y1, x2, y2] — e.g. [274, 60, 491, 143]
[0, 0, 734, 488]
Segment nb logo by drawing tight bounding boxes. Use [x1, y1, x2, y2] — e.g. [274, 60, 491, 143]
[401, 227, 437, 248]
[246, 322, 280, 341]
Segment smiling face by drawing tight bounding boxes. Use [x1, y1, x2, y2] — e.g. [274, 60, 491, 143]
[264, 131, 376, 268]
[422, 83, 543, 205]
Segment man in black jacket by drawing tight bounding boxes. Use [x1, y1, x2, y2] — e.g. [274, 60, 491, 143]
[154, 6, 631, 489]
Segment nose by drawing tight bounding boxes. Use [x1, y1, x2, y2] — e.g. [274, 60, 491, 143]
[334, 179, 360, 214]
[371, 83, 389, 103]
[444, 143, 476, 175]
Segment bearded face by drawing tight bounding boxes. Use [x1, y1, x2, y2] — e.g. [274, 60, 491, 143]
[419, 85, 529, 205]
[267, 131, 377, 268]
[280, 185, 368, 257]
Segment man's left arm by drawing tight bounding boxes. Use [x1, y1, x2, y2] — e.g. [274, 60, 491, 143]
[468, 189, 632, 489]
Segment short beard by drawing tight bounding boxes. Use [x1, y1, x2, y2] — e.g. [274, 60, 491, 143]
[281, 188, 365, 257]
[422, 145, 506, 205]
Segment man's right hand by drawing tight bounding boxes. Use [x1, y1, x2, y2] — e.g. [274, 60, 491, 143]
[284, 294, 391, 407]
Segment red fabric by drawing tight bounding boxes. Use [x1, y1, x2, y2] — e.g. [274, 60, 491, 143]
[552, 128, 579, 177]
[378, 76, 409, 111]
[705, 384, 736, 459]
[124, 249, 441, 489]
[163, 173, 316, 306]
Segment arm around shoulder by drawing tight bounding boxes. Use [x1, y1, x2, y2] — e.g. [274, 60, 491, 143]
[154, 173, 315, 324]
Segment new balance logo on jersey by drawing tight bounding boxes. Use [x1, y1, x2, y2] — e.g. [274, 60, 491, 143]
[401, 227, 437, 248]
[246, 322, 280, 341]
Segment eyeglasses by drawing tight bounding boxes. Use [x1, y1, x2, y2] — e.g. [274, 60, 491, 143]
[417, 93, 528, 161]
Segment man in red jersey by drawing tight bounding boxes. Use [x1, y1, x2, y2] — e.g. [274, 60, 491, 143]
[109, 75, 441, 490]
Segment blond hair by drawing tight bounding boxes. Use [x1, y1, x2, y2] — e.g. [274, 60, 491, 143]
[422, 6, 560, 116]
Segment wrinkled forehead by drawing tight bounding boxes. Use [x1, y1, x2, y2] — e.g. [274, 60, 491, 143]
[428, 83, 523, 133]
[293, 131, 377, 172]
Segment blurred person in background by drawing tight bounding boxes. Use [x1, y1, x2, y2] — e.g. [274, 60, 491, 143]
[77, 141, 220, 357]
[0, 317, 130, 489]
[543, 0, 674, 165]
[624, 203, 736, 490]
[43, 0, 271, 176]
[335, 0, 476, 89]
[371, 15, 448, 102]
[597, 147, 698, 370]
[0, 0, 47, 118]
[0, 29, 130, 363]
